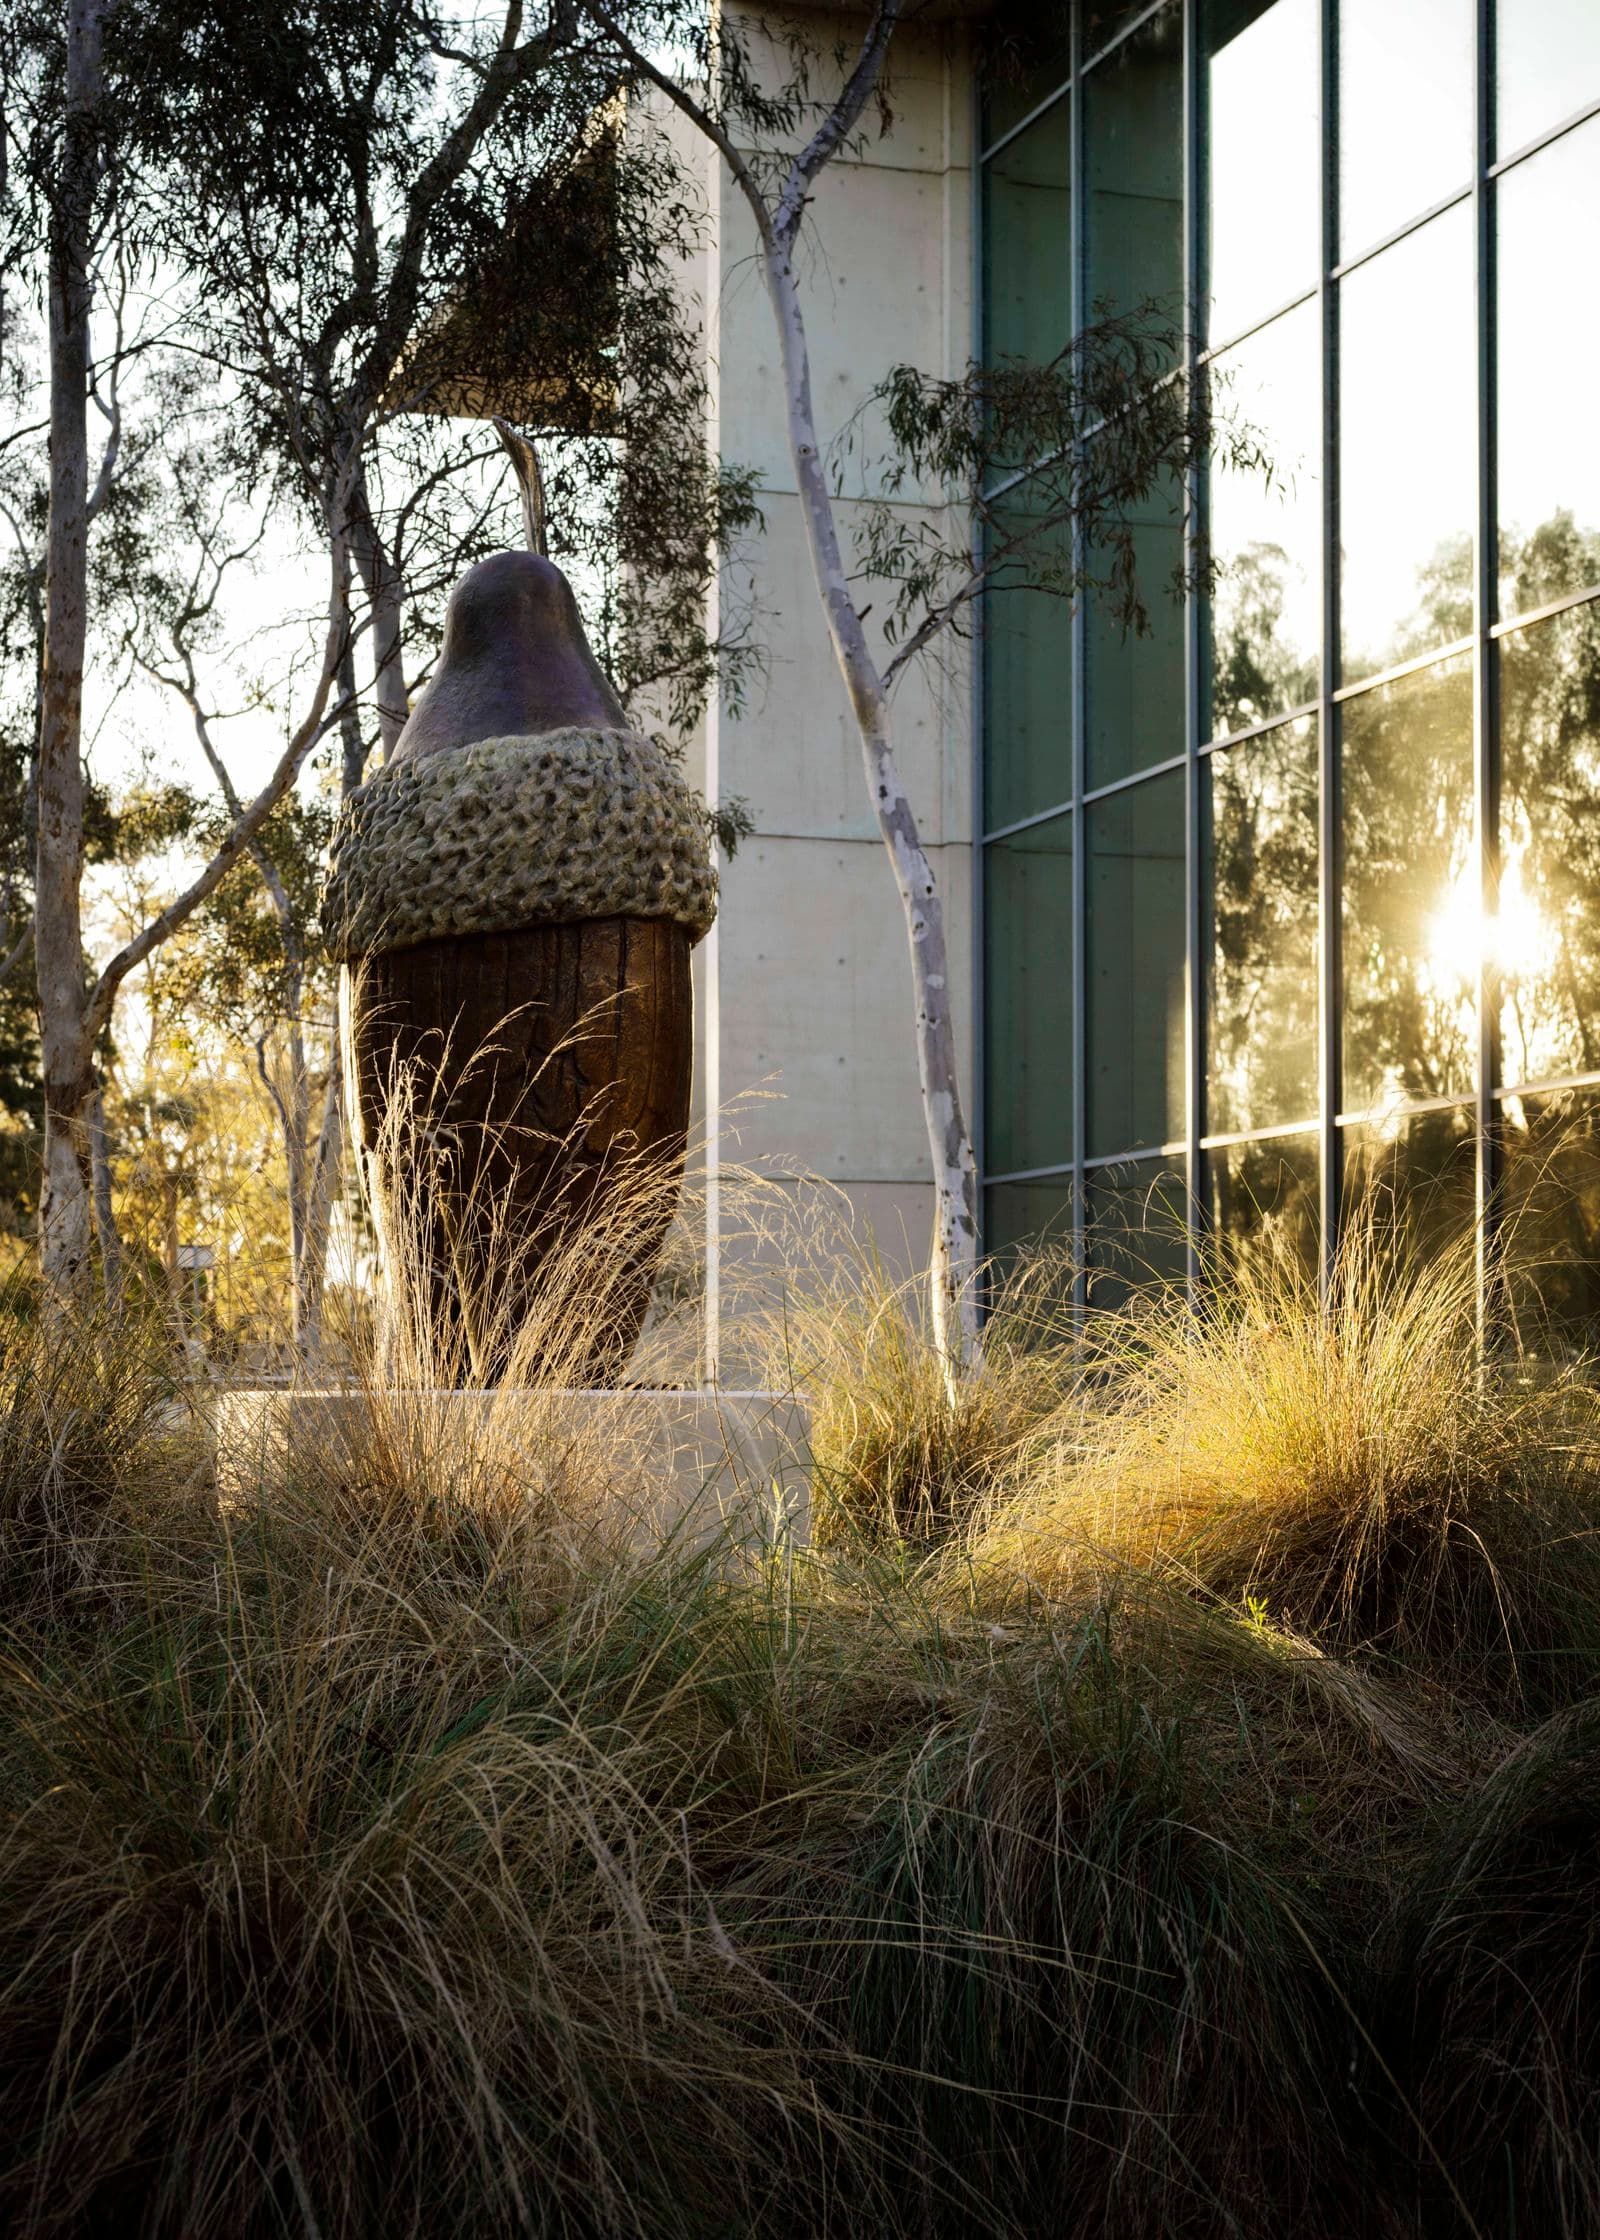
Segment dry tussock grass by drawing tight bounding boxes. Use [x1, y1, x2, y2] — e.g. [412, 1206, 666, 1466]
[6, 1136, 1600, 2234]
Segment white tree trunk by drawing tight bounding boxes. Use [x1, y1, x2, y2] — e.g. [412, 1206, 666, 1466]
[36, 0, 108, 1299]
[760, 239, 979, 1373]
[296, 1069, 343, 1358]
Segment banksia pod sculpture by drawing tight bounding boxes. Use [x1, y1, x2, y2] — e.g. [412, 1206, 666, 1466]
[321, 432, 715, 1382]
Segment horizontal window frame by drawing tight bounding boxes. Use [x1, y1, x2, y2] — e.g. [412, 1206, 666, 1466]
[1490, 92, 1600, 182]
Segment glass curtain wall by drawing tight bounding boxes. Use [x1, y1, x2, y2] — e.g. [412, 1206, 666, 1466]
[978, 0, 1600, 1344]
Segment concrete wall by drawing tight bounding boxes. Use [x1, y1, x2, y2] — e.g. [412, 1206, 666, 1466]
[667, 10, 978, 1374]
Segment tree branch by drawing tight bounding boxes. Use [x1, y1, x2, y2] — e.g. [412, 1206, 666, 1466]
[773, 0, 902, 248]
[83, 496, 358, 1047]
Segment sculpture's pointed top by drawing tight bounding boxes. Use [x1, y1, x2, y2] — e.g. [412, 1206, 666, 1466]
[492, 417, 548, 559]
[390, 552, 627, 763]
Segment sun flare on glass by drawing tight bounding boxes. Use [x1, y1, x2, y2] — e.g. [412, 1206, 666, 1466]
[1424, 846, 1552, 986]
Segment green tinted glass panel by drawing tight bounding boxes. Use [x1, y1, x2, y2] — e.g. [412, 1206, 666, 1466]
[983, 483, 1073, 829]
[985, 814, 1074, 1175]
[1083, 0, 1182, 332]
[1085, 476, 1185, 788]
[1086, 1158, 1189, 1309]
[1498, 0, 1600, 157]
[1499, 599, 1600, 1086]
[1207, 1133, 1320, 1285]
[1342, 1104, 1476, 1261]
[984, 1178, 1078, 1327]
[1498, 121, 1600, 618]
[1339, 0, 1472, 259]
[1085, 0, 1157, 59]
[983, 100, 1071, 376]
[1208, 301, 1321, 737]
[1087, 768, 1186, 1155]
[980, 16, 1072, 150]
[1342, 655, 1476, 1112]
[1205, 0, 1319, 344]
[1501, 1087, 1600, 1358]
[1339, 204, 1474, 681]
[1205, 716, 1319, 1133]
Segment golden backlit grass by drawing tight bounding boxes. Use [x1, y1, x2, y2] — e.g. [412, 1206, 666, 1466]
[4, 1180, 1600, 2235]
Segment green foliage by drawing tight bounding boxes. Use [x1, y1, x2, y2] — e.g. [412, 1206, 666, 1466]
[840, 316, 1274, 672]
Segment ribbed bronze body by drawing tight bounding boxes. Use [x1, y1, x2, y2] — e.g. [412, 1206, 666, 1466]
[328, 551, 710, 1386]
[345, 915, 693, 1383]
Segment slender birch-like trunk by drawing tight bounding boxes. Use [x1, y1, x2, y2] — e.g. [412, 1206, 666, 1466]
[297, 1069, 344, 1358]
[586, 0, 977, 1369]
[36, 0, 108, 1297]
[350, 472, 408, 757]
[761, 239, 979, 1370]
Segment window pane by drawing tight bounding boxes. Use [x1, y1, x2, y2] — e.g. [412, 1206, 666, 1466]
[1342, 655, 1476, 1113]
[1339, 0, 1472, 259]
[1207, 1133, 1320, 1284]
[1498, 0, 1600, 158]
[1087, 768, 1187, 1155]
[983, 484, 1073, 829]
[981, 21, 1072, 151]
[1084, 0, 1182, 337]
[1085, 475, 1186, 788]
[1339, 203, 1474, 681]
[1498, 120, 1600, 618]
[986, 1176, 1076, 1251]
[1205, 716, 1319, 1133]
[1085, 0, 1156, 60]
[1501, 1088, 1600, 1359]
[1499, 599, 1600, 1086]
[1208, 301, 1321, 736]
[1205, 0, 1320, 345]
[1342, 1103, 1477, 1260]
[1086, 1158, 1189, 1308]
[985, 814, 1074, 1175]
[983, 100, 1071, 380]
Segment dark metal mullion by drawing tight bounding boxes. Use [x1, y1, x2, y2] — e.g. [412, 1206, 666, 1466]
[971, 59, 989, 1280]
[1317, 0, 1342, 1300]
[1069, 6, 1088, 1314]
[1182, 0, 1205, 1291]
[1474, 0, 1501, 1342]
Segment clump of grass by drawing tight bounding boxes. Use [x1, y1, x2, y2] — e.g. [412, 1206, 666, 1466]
[748, 1206, 1079, 1546]
[10, 1148, 1600, 2235]
[0, 1274, 200, 1629]
[975, 1218, 1600, 1704]
[1386, 1698, 1600, 2238]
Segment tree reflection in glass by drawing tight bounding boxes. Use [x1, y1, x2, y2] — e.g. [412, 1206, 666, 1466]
[1342, 1104, 1476, 1261]
[1088, 770, 1186, 1155]
[1500, 584, 1600, 1086]
[1205, 716, 1318, 1134]
[1341, 655, 1476, 1114]
[1501, 1088, 1600, 1359]
[1207, 1133, 1319, 1282]
[1207, 302, 1320, 738]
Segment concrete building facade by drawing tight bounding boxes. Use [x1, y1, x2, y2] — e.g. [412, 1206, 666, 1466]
[675, 0, 1600, 1360]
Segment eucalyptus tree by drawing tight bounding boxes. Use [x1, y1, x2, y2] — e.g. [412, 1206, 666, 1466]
[576, 0, 1262, 1375]
[10, 0, 756, 1305]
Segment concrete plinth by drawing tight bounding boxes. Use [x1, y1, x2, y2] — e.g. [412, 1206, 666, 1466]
[213, 1385, 812, 1547]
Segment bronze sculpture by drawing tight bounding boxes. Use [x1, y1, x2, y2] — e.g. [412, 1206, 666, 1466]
[321, 445, 714, 1383]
